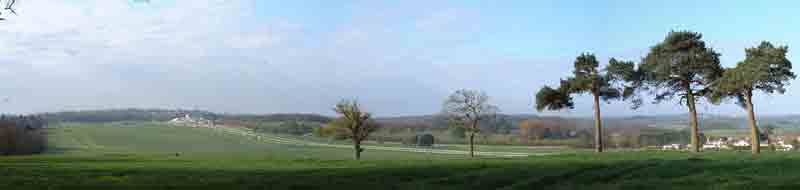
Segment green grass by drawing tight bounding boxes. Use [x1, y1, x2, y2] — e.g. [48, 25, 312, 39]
[3, 122, 800, 189]
[264, 129, 576, 155]
[703, 128, 751, 137]
[47, 122, 462, 160]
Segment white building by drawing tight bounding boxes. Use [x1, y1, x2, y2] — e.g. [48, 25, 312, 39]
[168, 114, 215, 128]
[662, 144, 682, 150]
[733, 140, 750, 147]
[775, 140, 795, 151]
[702, 140, 729, 150]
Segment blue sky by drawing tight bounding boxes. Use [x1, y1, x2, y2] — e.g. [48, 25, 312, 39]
[0, 0, 798, 117]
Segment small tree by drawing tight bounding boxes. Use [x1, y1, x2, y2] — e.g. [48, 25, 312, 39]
[535, 53, 634, 152]
[640, 31, 724, 152]
[333, 99, 379, 160]
[713, 41, 795, 154]
[442, 89, 498, 158]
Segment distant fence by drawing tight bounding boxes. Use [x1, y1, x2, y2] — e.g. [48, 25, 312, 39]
[0, 116, 47, 156]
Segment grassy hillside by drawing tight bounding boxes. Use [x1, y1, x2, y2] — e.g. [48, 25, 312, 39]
[40, 109, 800, 129]
[3, 122, 800, 189]
[47, 122, 461, 160]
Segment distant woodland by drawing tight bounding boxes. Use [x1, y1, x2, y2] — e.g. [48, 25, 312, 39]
[0, 108, 796, 156]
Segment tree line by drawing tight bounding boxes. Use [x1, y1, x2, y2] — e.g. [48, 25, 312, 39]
[536, 31, 794, 155]
[331, 31, 794, 160]
[41, 109, 213, 123]
[40, 109, 331, 126]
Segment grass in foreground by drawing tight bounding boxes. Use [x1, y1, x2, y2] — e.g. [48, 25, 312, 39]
[4, 152, 800, 189]
[3, 123, 800, 189]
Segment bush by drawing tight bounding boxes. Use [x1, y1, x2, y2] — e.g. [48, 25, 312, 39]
[402, 135, 417, 146]
[402, 134, 435, 147]
[418, 134, 435, 147]
[0, 116, 47, 156]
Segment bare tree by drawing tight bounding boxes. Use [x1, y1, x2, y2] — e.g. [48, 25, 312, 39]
[442, 89, 497, 158]
[0, 0, 17, 20]
[333, 99, 378, 160]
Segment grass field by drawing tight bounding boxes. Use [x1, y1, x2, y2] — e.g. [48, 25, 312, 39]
[47, 122, 466, 160]
[3, 122, 800, 189]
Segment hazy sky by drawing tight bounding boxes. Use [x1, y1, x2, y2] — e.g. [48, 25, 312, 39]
[0, 0, 799, 117]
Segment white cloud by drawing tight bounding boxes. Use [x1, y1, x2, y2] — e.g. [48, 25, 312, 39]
[0, 1, 716, 117]
[0, 1, 574, 116]
[0, 0, 277, 66]
[0, 0, 294, 112]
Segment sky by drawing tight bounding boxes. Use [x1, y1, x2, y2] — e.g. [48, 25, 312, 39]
[0, 0, 799, 117]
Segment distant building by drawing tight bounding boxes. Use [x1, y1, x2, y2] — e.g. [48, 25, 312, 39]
[733, 140, 750, 147]
[662, 144, 682, 150]
[168, 113, 215, 128]
[775, 138, 794, 151]
[703, 139, 728, 150]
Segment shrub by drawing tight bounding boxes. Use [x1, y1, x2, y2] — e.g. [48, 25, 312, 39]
[418, 134, 435, 147]
[0, 116, 47, 156]
[401, 134, 435, 147]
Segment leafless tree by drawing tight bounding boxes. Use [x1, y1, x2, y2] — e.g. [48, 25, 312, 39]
[442, 89, 498, 158]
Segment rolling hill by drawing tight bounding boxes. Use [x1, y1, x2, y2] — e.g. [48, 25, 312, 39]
[37, 109, 800, 134]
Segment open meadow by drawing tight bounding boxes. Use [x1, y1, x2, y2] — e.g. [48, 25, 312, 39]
[0, 123, 798, 189]
[3, 1, 800, 189]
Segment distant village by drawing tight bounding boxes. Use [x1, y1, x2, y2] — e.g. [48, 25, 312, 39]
[168, 113, 216, 128]
[662, 136, 796, 151]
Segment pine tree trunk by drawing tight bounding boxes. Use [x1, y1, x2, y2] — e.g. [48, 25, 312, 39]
[593, 93, 603, 153]
[686, 89, 701, 152]
[744, 90, 760, 154]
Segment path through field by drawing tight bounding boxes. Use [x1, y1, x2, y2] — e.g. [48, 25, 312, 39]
[213, 126, 540, 157]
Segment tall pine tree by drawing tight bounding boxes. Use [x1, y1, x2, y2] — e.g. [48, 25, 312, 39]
[713, 41, 795, 154]
[640, 31, 724, 152]
[536, 53, 635, 152]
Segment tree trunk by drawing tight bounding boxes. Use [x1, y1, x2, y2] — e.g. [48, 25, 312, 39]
[767, 134, 772, 151]
[353, 139, 362, 160]
[468, 132, 475, 158]
[744, 90, 760, 154]
[686, 89, 700, 152]
[593, 93, 603, 153]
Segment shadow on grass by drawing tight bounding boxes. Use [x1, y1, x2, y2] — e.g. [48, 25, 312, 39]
[2, 153, 800, 190]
